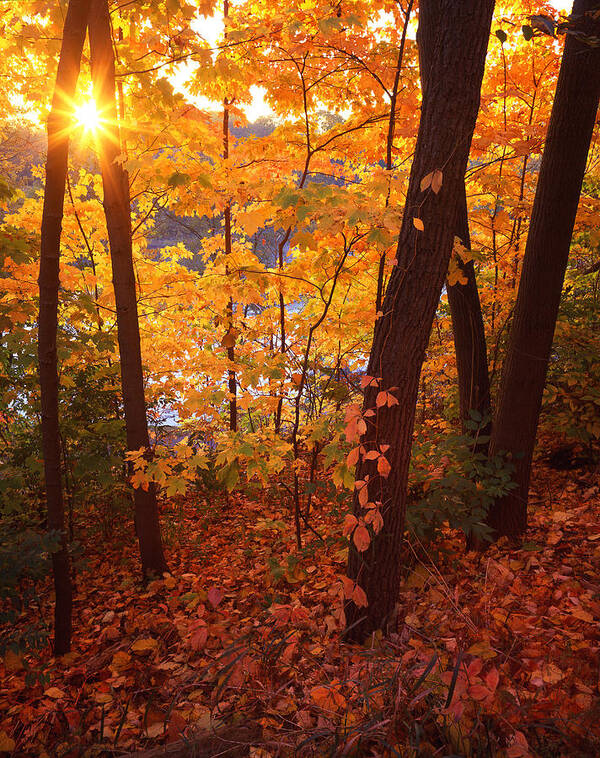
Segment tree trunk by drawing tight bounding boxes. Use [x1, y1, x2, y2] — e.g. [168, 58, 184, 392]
[38, 0, 90, 656]
[344, 0, 494, 643]
[447, 185, 491, 442]
[89, 0, 168, 577]
[223, 0, 237, 432]
[486, 0, 600, 541]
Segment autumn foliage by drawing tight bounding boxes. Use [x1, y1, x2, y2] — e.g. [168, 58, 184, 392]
[1, 0, 599, 755]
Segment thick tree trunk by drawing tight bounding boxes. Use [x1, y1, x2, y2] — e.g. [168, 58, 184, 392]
[447, 185, 491, 442]
[89, 0, 168, 577]
[344, 0, 494, 642]
[486, 0, 600, 541]
[38, 0, 90, 656]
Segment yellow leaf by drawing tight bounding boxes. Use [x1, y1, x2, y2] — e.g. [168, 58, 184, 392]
[413, 217, 424, 232]
[110, 651, 132, 672]
[0, 732, 15, 752]
[131, 637, 158, 655]
[44, 686, 66, 700]
[466, 640, 497, 660]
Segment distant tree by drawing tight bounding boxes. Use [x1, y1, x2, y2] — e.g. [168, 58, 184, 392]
[486, 0, 600, 540]
[344, 0, 495, 642]
[447, 184, 491, 445]
[38, 0, 90, 655]
[89, 0, 168, 576]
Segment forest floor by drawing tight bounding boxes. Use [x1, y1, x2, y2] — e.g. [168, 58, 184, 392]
[1, 461, 600, 757]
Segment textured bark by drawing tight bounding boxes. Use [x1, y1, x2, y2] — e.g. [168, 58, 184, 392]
[89, 0, 168, 576]
[223, 0, 237, 432]
[447, 186, 491, 441]
[344, 0, 494, 642]
[38, 0, 90, 656]
[486, 0, 600, 540]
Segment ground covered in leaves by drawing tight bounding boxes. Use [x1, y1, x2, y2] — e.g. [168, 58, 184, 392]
[1, 463, 600, 757]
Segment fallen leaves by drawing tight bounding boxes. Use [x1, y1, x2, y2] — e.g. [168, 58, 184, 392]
[43, 687, 66, 700]
[131, 637, 158, 655]
[1, 464, 598, 756]
[310, 681, 346, 711]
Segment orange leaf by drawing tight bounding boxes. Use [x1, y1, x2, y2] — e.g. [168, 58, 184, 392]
[352, 584, 368, 608]
[310, 684, 346, 711]
[342, 514, 358, 537]
[377, 455, 391, 478]
[358, 484, 369, 507]
[346, 447, 360, 467]
[485, 667, 500, 693]
[420, 171, 433, 192]
[365, 509, 384, 534]
[353, 525, 370, 552]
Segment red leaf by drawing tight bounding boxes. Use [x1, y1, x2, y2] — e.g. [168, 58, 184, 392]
[207, 586, 222, 608]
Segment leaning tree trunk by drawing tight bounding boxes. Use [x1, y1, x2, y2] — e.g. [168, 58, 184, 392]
[38, 0, 90, 656]
[486, 0, 600, 541]
[344, 0, 494, 643]
[447, 184, 491, 443]
[89, 0, 168, 577]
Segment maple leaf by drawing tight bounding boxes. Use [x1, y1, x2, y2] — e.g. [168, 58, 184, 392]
[310, 682, 346, 711]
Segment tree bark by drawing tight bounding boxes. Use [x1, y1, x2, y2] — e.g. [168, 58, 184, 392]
[38, 0, 90, 656]
[223, 0, 237, 432]
[89, 0, 168, 577]
[447, 185, 491, 442]
[486, 0, 600, 541]
[344, 0, 494, 642]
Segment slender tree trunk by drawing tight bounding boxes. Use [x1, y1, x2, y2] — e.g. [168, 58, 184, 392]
[344, 0, 494, 643]
[223, 0, 237, 432]
[447, 185, 491, 441]
[486, 0, 600, 541]
[89, 0, 168, 577]
[375, 0, 414, 314]
[38, 0, 90, 656]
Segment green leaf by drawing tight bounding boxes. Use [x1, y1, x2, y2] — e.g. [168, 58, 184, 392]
[168, 171, 191, 188]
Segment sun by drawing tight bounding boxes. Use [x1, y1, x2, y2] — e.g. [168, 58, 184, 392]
[73, 100, 100, 132]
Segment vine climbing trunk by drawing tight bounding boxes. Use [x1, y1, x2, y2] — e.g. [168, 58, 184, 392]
[447, 185, 491, 443]
[486, 0, 600, 541]
[38, 0, 90, 656]
[344, 0, 494, 643]
[89, 0, 168, 577]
